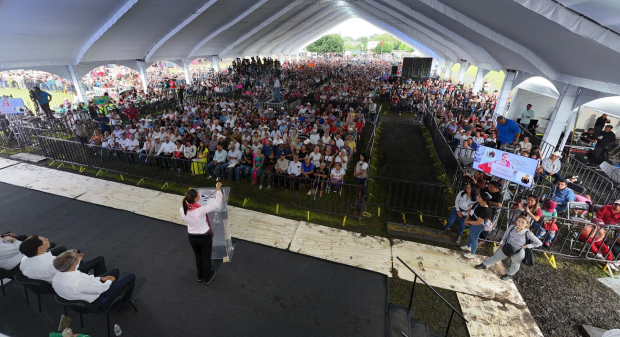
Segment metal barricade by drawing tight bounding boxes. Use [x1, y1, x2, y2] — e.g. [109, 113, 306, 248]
[423, 113, 461, 185]
[558, 156, 615, 205]
[387, 180, 453, 219]
[481, 205, 609, 260]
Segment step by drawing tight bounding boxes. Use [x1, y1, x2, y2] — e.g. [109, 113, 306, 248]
[388, 303, 411, 337]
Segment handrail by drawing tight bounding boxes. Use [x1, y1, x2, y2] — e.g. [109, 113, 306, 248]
[396, 256, 467, 337]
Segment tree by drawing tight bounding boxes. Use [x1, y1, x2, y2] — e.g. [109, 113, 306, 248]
[373, 41, 394, 54]
[398, 42, 414, 52]
[360, 37, 369, 51]
[306, 34, 345, 53]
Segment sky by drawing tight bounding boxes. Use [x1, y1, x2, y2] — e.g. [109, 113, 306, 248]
[325, 18, 384, 39]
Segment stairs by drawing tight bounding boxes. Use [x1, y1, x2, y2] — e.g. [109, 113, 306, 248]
[388, 303, 431, 337]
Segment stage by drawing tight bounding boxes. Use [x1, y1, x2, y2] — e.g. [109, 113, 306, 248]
[0, 183, 388, 337]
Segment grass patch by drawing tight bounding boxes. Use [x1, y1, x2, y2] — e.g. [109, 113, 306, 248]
[390, 277, 469, 337]
[0, 88, 75, 111]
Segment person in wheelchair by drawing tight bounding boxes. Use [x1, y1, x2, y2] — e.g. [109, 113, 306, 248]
[329, 162, 345, 194]
[311, 162, 330, 199]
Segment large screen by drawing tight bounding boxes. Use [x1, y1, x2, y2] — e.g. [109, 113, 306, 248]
[473, 145, 539, 187]
[0, 98, 25, 114]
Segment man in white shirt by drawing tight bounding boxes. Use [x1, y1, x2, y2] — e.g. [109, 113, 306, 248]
[287, 155, 302, 194]
[157, 136, 176, 170]
[19, 235, 107, 283]
[334, 134, 345, 148]
[52, 251, 137, 311]
[206, 145, 228, 180]
[224, 146, 242, 181]
[0, 234, 26, 273]
[124, 134, 140, 163]
[309, 129, 320, 145]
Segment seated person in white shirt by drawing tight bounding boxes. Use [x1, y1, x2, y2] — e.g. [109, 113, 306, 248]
[0, 232, 62, 273]
[0, 232, 28, 273]
[287, 155, 303, 194]
[19, 235, 107, 283]
[52, 251, 137, 312]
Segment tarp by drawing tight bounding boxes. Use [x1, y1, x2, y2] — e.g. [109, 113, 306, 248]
[2, 0, 620, 94]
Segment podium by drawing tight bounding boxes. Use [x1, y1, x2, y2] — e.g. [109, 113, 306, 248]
[196, 187, 235, 262]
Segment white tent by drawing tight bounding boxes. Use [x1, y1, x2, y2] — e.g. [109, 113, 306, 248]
[507, 77, 560, 131]
[3, 0, 620, 95]
[576, 96, 620, 132]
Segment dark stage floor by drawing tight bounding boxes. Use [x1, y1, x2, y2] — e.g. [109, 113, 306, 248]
[0, 183, 388, 337]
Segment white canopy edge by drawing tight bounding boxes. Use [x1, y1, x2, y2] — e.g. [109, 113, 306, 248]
[380, 0, 500, 70]
[145, 0, 219, 62]
[515, 0, 620, 55]
[418, 0, 559, 80]
[75, 0, 139, 64]
[218, 0, 304, 59]
[189, 0, 269, 59]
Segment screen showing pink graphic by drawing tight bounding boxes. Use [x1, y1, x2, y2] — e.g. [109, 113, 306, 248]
[0, 98, 25, 114]
[473, 146, 538, 187]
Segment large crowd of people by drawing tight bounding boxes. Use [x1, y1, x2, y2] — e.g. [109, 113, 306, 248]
[410, 74, 620, 277]
[5, 55, 620, 284]
[53, 58, 390, 200]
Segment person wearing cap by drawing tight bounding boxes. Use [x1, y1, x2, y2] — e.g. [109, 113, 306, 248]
[590, 125, 616, 165]
[548, 180, 575, 213]
[537, 151, 563, 184]
[596, 200, 620, 225]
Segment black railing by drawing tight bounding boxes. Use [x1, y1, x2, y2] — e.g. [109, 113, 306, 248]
[396, 256, 468, 337]
[422, 113, 461, 185]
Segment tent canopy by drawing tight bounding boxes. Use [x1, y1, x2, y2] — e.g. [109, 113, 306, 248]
[3, 0, 620, 94]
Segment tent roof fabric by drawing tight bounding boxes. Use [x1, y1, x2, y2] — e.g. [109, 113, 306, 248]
[4, 0, 620, 94]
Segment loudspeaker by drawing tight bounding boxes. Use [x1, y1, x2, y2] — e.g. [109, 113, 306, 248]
[391, 66, 398, 75]
[402, 57, 433, 78]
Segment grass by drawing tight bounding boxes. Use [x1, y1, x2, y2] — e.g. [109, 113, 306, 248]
[0, 88, 75, 111]
[440, 64, 505, 92]
[4, 103, 616, 336]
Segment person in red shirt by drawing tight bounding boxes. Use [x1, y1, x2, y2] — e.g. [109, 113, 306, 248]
[355, 119, 364, 133]
[596, 200, 620, 225]
[329, 124, 338, 134]
[123, 104, 139, 121]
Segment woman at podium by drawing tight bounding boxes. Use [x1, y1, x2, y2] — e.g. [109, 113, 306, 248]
[180, 182, 223, 285]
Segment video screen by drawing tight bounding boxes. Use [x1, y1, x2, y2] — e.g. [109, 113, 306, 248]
[0, 98, 25, 114]
[473, 146, 538, 187]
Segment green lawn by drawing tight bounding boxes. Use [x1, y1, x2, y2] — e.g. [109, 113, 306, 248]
[0, 88, 75, 111]
[440, 64, 505, 92]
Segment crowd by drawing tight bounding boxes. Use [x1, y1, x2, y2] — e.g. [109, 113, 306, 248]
[405, 73, 620, 277]
[63, 59, 390, 198]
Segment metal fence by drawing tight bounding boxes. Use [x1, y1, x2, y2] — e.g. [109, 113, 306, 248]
[481, 205, 620, 264]
[422, 113, 461, 185]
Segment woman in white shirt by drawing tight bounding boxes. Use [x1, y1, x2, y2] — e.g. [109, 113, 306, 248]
[330, 162, 345, 193]
[335, 149, 348, 171]
[180, 182, 223, 284]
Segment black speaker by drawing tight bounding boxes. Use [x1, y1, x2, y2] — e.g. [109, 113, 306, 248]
[402, 57, 433, 78]
[391, 66, 398, 75]
[402, 57, 414, 77]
